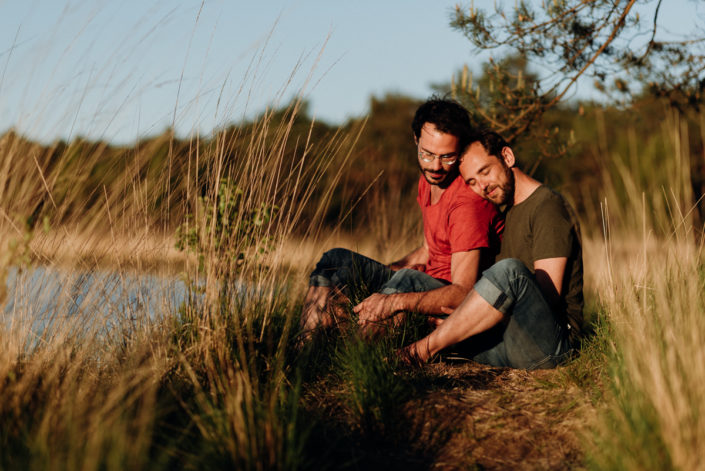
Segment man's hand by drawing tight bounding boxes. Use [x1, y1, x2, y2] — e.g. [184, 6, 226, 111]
[427, 306, 453, 328]
[353, 293, 400, 334]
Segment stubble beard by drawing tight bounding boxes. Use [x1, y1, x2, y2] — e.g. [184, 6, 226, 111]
[418, 161, 456, 188]
[487, 166, 515, 206]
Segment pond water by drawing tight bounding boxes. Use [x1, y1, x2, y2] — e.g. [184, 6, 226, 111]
[2, 265, 193, 338]
[2, 264, 280, 344]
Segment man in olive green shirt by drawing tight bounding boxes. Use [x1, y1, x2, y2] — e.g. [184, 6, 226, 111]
[396, 130, 583, 369]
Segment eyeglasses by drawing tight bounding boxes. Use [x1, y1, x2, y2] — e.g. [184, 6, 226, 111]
[418, 148, 458, 165]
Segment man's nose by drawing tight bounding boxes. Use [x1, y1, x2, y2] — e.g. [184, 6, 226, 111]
[429, 157, 442, 170]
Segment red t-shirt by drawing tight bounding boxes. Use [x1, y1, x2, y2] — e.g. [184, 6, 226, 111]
[417, 175, 504, 282]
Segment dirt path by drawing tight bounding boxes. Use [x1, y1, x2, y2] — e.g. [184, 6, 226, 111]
[413, 363, 592, 470]
[308, 361, 595, 470]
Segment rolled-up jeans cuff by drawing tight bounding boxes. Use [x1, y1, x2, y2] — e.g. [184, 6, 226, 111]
[473, 277, 513, 314]
[309, 275, 332, 287]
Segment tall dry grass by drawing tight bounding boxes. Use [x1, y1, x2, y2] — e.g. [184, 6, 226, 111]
[584, 110, 705, 470]
[0, 86, 364, 469]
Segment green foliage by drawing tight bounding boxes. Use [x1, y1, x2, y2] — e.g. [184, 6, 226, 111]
[0, 350, 160, 471]
[587, 344, 676, 471]
[560, 305, 611, 405]
[175, 338, 308, 470]
[449, 55, 547, 139]
[582, 110, 705, 469]
[0, 93, 419, 236]
[449, 0, 705, 142]
[442, 54, 571, 167]
[333, 332, 409, 436]
[556, 99, 704, 232]
[163, 278, 310, 470]
[175, 178, 278, 272]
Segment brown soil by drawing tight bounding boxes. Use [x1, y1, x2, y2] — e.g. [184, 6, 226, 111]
[308, 360, 594, 470]
[414, 362, 591, 470]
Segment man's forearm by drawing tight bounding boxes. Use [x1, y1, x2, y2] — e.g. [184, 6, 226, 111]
[387, 283, 469, 315]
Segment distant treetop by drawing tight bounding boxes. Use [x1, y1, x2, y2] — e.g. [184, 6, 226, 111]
[450, 0, 705, 141]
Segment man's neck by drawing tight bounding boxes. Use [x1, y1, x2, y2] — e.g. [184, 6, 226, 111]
[429, 182, 446, 204]
[511, 168, 542, 206]
[427, 172, 457, 204]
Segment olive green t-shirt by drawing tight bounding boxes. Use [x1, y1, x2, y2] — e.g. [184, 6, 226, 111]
[497, 185, 584, 341]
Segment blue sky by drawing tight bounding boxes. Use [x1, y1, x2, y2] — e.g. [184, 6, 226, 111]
[0, 0, 699, 144]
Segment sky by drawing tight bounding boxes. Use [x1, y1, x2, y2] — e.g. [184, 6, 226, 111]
[0, 0, 700, 144]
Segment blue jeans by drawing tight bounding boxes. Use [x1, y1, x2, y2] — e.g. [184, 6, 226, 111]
[309, 248, 447, 302]
[466, 258, 572, 369]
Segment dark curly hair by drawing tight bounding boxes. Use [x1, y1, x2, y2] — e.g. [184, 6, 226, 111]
[470, 128, 510, 159]
[411, 97, 472, 149]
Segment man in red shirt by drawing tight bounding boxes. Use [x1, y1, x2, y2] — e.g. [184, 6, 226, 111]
[300, 98, 503, 337]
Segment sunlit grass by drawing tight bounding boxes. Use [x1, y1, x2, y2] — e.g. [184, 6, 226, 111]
[582, 113, 705, 470]
[0, 69, 363, 468]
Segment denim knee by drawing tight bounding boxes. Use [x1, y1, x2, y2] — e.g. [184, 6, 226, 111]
[473, 258, 532, 314]
[308, 248, 394, 298]
[380, 268, 447, 294]
[320, 248, 353, 264]
[483, 258, 531, 287]
[309, 248, 354, 287]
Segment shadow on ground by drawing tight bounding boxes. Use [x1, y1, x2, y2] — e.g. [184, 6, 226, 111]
[304, 360, 590, 470]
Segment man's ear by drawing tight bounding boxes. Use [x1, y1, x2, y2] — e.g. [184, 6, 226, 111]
[501, 147, 516, 168]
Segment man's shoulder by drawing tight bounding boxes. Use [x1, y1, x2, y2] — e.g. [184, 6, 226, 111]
[445, 174, 487, 204]
[505, 185, 577, 237]
[529, 184, 565, 204]
[417, 176, 427, 205]
[511, 185, 580, 243]
[444, 177, 501, 237]
[521, 185, 572, 217]
[417, 175, 426, 193]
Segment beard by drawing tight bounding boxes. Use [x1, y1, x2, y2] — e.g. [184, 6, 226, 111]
[418, 162, 456, 188]
[485, 165, 515, 205]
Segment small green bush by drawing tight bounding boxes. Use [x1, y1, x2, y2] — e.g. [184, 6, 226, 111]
[175, 178, 278, 273]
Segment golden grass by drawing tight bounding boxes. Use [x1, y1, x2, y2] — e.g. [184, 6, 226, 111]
[21, 229, 186, 272]
[581, 113, 705, 470]
[0, 75, 361, 466]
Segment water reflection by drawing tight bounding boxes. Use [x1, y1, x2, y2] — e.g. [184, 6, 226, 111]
[3, 265, 192, 338]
